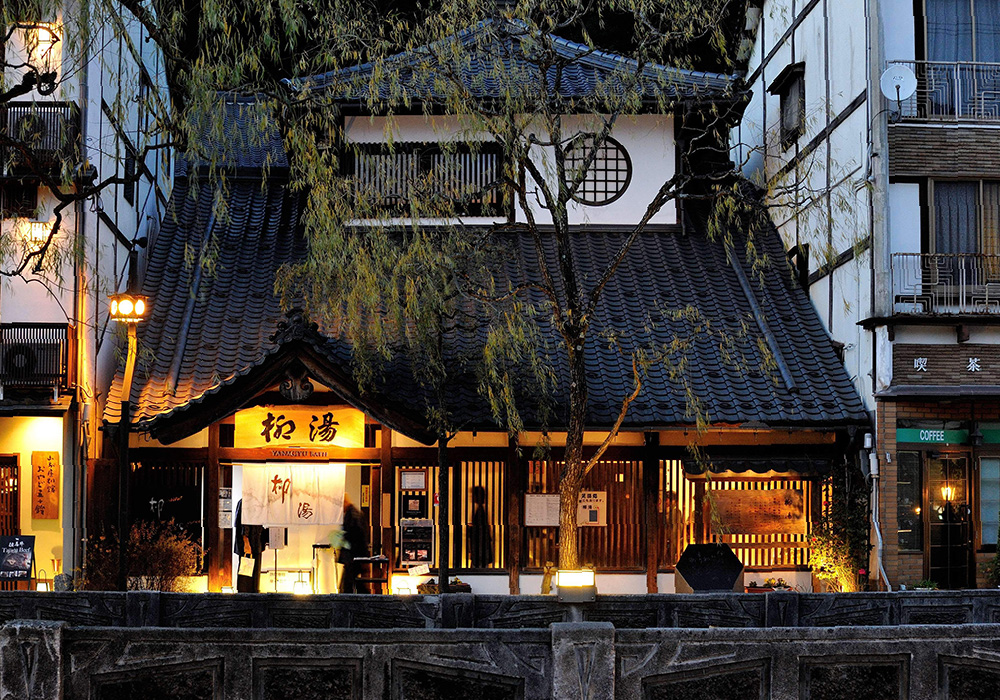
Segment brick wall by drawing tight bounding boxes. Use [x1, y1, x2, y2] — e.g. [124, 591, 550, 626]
[876, 398, 1000, 589]
[888, 125, 1000, 178]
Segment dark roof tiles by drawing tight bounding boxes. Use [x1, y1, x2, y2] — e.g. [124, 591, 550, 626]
[105, 178, 868, 435]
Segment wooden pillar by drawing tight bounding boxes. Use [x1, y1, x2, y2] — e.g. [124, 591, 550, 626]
[452, 454, 463, 570]
[643, 432, 660, 593]
[206, 423, 222, 591]
[507, 436, 522, 594]
[220, 462, 233, 584]
[380, 426, 394, 564]
[694, 481, 706, 544]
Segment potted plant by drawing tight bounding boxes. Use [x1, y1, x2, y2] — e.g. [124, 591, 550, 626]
[912, 579, 939, 591]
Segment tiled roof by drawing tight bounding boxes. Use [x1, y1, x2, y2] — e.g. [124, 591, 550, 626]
[292, 18, 735, 102]
[104, 178, 869, 441]
[176, 97, 288, 176]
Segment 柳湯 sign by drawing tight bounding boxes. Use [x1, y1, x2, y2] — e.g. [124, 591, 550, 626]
[234, 406, 364, 449]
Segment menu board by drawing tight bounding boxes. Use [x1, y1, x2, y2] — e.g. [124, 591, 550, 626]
[525, 492, 608, 527]
[31, 451, 59, 520]
[712, 489, 806, 535]
[525, 494, 560, 526]
[0, 535, 34, 580]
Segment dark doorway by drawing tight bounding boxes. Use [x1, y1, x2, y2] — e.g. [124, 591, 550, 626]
[927, 454, 973, 589]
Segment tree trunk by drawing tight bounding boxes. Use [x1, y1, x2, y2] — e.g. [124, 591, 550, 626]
[437, 436, 450, 593]
[558, 341, 589, 570]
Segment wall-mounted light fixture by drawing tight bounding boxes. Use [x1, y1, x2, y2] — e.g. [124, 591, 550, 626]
[941, 485, 955, 502]
[109, 293, 149, 323]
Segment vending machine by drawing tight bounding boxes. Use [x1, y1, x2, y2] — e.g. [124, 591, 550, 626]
[399, 518, 434, 566]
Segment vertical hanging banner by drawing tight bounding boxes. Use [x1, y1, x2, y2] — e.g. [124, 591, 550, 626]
[241, 463, 347, 526]
[31, 452, 59, 520]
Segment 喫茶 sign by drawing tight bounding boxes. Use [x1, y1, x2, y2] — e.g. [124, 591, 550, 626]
[0, 535, 34, 580]
[31, 451, 59, 520]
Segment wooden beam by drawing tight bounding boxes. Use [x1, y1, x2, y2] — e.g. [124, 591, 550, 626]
[507, 436, 522, 594]
[643, 432, 659, 593]
[380, 427, 394, 563]
[206, 423, 221, 591]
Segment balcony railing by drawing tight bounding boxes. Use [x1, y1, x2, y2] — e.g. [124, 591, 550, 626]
[891, 252, 1000, 314]
[0, 323, 73, 395]
[888, 60, 1000, 122]
[1, 101, 81, 177]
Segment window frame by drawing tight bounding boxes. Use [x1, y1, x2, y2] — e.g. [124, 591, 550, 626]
[767, 62, 806, 150]
[562, 133, 633, 206]
[345, 140, 510, 218]
[928, 178, 1000, 254]
[0, 180, 38, 219]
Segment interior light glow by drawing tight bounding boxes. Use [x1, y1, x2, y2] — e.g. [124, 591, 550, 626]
[555, 569, 596, 588]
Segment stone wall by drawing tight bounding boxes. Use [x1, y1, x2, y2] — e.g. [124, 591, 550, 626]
[4, 590, 1000, 629]
[5, 617, 1000, 699]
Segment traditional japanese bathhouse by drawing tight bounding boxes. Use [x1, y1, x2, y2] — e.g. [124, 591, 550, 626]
[98, 23, 869, 594]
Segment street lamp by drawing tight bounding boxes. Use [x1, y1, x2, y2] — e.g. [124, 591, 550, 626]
[109, 292, 148, 590]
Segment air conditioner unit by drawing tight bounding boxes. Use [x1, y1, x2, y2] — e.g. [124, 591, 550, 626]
[0, 343, 62, 385]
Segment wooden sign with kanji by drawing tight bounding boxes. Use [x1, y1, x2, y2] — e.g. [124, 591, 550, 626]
[31, 451, 59, 520]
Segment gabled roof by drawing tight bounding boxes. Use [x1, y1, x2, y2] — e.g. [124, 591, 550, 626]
[104, 176, 868, 443]
[292, 18, 735, 102]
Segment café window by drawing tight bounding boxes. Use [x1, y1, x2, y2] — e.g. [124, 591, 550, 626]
[348, 141, 507, 217]
[981, 457, 1000, 546]
[767, 62, 805, 150]
[897, 452, 924, 550]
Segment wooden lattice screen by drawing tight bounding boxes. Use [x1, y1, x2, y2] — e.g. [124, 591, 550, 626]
[660, 459, 815, 570]
[524, 458, 644, 571]
[0, 455, 20, 590]
[395, 459, 507, 571]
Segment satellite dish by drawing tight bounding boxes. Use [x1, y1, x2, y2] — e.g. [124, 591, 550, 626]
[880, 64, 917, 101]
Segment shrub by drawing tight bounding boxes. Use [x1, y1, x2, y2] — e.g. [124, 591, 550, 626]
[80, 520, 202, 591]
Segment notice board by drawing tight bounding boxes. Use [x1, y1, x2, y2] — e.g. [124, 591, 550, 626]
[31, 451, 59, 520]
[0, 535, 34, 580]
[712, 488, 806, 535]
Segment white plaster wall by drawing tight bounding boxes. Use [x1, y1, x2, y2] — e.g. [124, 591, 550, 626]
[656, 572, 676, 593]
[888, 182, 921, 255]
[458, 574, 510, 595]
[882, 0, 918, 61]
[346, 113, 677, 227]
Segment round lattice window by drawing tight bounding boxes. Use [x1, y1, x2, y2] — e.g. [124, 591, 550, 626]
[563, 134, 632, 206]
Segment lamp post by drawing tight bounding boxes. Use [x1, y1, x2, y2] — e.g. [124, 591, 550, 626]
[109, 292, 148, 591]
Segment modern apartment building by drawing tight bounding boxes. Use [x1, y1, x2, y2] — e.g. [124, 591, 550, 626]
[737, 0, 1000, 589]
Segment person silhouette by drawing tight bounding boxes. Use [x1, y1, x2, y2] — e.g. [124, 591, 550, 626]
[469, 485, 494, 568]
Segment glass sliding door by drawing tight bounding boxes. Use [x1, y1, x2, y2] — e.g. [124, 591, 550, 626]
[927, 454, 973, 589]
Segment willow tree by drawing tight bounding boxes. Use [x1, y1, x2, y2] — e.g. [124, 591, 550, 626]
[274, 0, 743, 571]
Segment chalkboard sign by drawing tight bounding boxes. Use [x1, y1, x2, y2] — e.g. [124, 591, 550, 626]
[0, 535, 35, 580]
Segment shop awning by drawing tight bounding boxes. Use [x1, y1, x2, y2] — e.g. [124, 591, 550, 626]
[683, 456, 833, 476]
